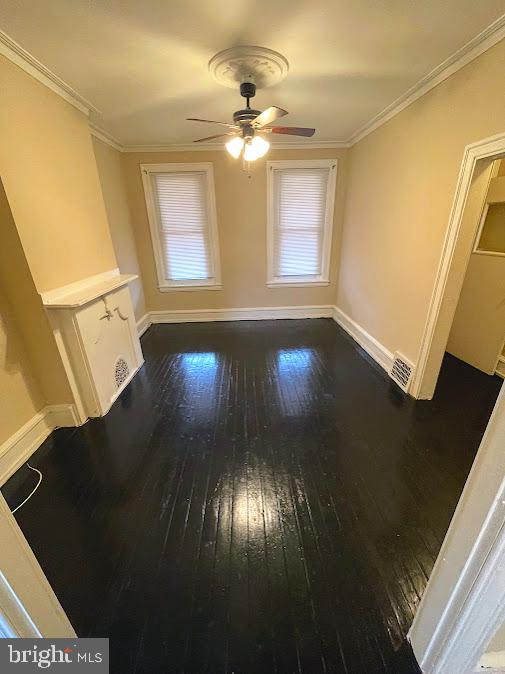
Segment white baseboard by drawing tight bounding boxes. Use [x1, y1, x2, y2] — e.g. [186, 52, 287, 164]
[149, 305, 334, 324]
[332, 306, 394, 374]
[137, 313, 151, 337]
[45, 404, 82, 429]
[0, 307, 399, 487]
[0, 404, 80, 486]
[140, 305, 395, 378]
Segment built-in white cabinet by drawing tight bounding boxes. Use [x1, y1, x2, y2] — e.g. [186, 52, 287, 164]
[42, 270, 144, 423]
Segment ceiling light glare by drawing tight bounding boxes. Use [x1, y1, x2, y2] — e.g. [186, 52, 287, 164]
[243, 135, 270, 161]
[225, 136, 244, 158]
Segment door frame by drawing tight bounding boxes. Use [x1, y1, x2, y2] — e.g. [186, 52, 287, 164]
[411, 131, 505, 400]
[409, 383, 505, 673]
[0, 493, 75, 637]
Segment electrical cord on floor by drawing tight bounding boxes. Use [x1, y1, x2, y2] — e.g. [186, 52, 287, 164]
[11, 464, 43, 514]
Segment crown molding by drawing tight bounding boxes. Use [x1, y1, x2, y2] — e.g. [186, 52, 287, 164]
[89, 123, 124, 152]
[267, 141, 350, 150]
[91, 10, 505, 154]
[88, 131, 350, 152]
[2, 11, 503, 150]
[0, 29, 98, 115]
[121, 140, 349, 153]
[348, 13, 505, 145]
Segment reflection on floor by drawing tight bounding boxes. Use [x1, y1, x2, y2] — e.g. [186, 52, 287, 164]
[3, 320, 502, 673]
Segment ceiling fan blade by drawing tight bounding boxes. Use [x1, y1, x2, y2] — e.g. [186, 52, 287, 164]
[252, 106, 288, 128]
[193, 133, 235, 143]
[268, 126, 316, 137]
[187, 118, 238, 129]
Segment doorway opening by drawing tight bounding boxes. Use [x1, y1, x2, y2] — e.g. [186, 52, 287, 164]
[445, 157, 505, 384]
[411, 132, 505, 401]
[409, 132, 505, 673]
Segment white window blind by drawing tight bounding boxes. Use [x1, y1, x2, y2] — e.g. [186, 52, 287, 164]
[152, 171, 213, 282]
[269, 162, 335, 285]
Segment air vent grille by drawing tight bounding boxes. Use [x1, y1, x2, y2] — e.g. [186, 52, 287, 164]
[390, 353, 414, 392]
[114, 357, 130, 388]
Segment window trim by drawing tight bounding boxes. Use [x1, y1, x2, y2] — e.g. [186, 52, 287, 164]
[140, 162, 222, 291]
[266, 159, 338, 288]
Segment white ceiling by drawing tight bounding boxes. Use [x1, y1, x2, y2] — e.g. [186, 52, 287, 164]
[1, 1, 504, 146]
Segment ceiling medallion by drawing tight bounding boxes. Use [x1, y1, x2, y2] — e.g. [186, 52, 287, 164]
[208, 45, 289, 90]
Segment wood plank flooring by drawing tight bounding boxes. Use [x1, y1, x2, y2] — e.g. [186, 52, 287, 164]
[3, 319, 502, 673]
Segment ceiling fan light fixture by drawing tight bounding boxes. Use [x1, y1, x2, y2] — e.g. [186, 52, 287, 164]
[225, 136, 245, 158]
[190, 47, 315, 159]
[243, 135, 270, 161]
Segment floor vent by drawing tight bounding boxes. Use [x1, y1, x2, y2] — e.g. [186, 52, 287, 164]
[390, 353, 414, 392]
[114, 357, 130, 388]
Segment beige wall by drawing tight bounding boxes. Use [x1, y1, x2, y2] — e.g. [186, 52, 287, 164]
[447, 253, 505, 373]
[337, 38, 505, 367]
[0, 289, 43, 446]
[487, 621, 505, 653]
[92, 138, 146, 320]
[0, 180, 73, 411]
[0, 54, 127, 448]
[478, 202, 505, 252]
[122, 148, 347, 311]
[0, 55, 117, 293]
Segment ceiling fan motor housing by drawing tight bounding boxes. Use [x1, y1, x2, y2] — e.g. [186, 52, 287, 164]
[233, 108, 261, 124]
[233, 81, 261, 128]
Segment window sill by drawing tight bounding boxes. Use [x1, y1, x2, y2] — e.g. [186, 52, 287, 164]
[158, 283, 223, 293]
[267, 280, 330, 288]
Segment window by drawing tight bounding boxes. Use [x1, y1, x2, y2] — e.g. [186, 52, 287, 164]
[141, 163, 221, 290]
[267, 159, 337, 287]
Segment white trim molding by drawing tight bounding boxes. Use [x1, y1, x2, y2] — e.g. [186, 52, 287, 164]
[92, 14, 505, 152]
[266, 159, 338, 288]
[149, 305, 334, 324]
[140, 162, 222, 291]
[411, 131, 505, 400]
[89, 123, 123, 152]
[45, 404, 82, 429]
[145, 305, 396, 376]
[0, 494, 76, 637]
[0, 405, 80, 486]
[86, 128, 350, 153]
[332, 306, 394, 374]
[2, 14, 505, 151]
[121, 140, 349, 153]
[409, 386, 505, 674]
[348, 13, 505, 145]
[137, 313, 151, 337]
[0, 29, 97, 115]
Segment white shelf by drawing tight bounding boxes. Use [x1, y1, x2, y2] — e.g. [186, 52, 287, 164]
[41, 270, 138, 308]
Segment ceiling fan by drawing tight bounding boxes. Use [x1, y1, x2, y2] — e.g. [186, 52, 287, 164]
[187, 81, 316, 161]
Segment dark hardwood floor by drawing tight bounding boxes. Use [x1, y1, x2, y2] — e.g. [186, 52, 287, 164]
[3, 319, 502, 673]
